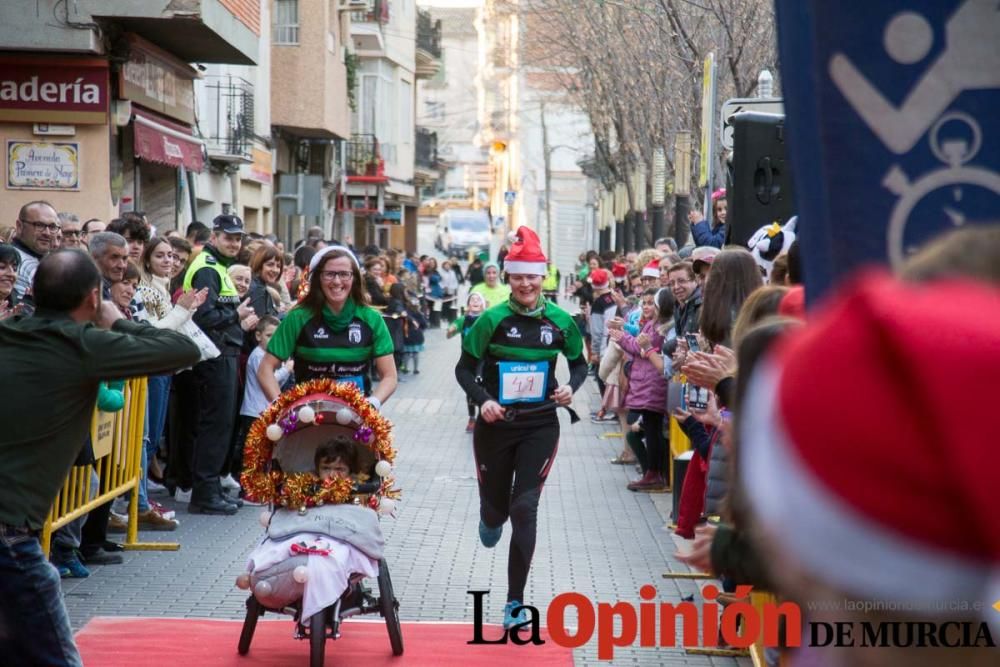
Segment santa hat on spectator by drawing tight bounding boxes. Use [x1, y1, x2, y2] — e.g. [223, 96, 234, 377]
[504, 226, 547, 275]
[588, 268, 610, 289]
[642, 260, 661, 278]
[611, 263, 628, 280]
[740, 274, 1000, 626]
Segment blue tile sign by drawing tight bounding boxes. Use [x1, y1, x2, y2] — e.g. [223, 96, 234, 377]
[775, 0, 1000, 298]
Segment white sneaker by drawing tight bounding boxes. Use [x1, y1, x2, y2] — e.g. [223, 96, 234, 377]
[220, 474, 241, 492]
[174, 488, 193, 503]
[147, 480, 169, 496]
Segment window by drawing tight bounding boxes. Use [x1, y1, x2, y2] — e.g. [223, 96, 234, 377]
[274, 0, 299, 45]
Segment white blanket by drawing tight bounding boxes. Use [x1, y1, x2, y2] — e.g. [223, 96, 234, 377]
[247, 532, 379, 621]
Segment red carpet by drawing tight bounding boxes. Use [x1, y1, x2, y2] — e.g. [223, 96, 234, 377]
[76, 616, 574, 666]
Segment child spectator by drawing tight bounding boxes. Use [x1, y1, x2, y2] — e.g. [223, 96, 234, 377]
[233, 316, 291, 494]
[401, 290, 428, 375]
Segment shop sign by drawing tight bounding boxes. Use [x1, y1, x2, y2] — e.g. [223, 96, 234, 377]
[7, 141, 80, 191]
[248, 147, 273, 185]
[119, 34, 197, 125]
[0, 57, 108, 124]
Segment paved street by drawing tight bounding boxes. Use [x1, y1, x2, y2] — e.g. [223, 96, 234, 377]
[64, 323, 747, 666]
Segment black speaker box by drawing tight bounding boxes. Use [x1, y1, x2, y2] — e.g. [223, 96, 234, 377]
[726, 112, 797, 248]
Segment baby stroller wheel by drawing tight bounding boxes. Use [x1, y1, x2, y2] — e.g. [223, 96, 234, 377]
[238, 596, 262, 655]
[310, 610, 327, 667]
[377, 559, 404, 656]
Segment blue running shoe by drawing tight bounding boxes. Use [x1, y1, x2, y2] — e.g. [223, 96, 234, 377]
[54, 556, 90, 579]
[503, 600, 528, 629]
[479, 519, 502, 548]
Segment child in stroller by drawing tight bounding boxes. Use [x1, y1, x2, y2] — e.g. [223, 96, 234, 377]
[236, 380, 403, 663]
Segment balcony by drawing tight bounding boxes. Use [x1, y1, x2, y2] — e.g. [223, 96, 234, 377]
[415, 128, 438, 169]
[415, 9, 442, 79]
[345, 134, 388, 183]
[203, 75, 254, 163]
[414, 128, 440, 186]
[350, 0, 390, 25]
[349, 0, 388, 54]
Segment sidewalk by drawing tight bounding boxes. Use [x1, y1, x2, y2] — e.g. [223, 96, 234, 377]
[63, 325, 748, 666]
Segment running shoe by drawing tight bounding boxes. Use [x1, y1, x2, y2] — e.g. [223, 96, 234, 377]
[54, 555, 90, 578]
[503, 600, 528, 629]
[479, 519, 502, 548]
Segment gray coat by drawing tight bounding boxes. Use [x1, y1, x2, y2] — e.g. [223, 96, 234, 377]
[703, 439, 729, 517]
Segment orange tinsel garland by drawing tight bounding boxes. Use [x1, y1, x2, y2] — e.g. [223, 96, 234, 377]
[240, 378, 396, 507]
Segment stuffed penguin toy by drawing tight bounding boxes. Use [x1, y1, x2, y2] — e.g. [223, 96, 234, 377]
[747, 216, 797, 280]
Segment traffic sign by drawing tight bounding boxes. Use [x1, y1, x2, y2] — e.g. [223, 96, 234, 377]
[504, 191, 516, 205]
[720, 97, 785, 150]
[775, 0, 1000, 299]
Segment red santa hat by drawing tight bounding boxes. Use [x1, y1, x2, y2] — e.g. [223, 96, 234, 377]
[588, 268, 610, 289]
[642, 259, 661, 278]
[740, 273, 1000, 624]
[504, 226, 547, 276]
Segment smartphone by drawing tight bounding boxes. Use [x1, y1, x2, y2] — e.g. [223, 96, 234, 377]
[686, 383, 709, 411]
[685, 334, 700, 354]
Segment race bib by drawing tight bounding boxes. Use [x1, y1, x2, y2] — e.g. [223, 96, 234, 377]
[498, 361, 549, 405]
[337, 375, 365, 392]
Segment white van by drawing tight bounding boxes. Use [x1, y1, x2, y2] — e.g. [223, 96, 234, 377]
[435, 209, 493, 258]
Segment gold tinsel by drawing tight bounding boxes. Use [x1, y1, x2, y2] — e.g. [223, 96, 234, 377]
[241, 378, 397, 507]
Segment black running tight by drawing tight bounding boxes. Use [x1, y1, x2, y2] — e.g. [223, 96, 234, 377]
[473, 418, 559, 603]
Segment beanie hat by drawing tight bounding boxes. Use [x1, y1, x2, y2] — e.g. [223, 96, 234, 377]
[740, 274, 1000, 623]
[588, 268, 610, 288]
[642, 260, 661, 278]
[504, 226, 547, 275]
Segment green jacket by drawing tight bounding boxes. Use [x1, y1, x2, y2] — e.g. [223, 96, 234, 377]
[0, 312, 199, 529]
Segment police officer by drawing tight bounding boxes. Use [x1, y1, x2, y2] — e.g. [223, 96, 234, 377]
[455, 227, 588, 629]
[183, 214, 254, 514]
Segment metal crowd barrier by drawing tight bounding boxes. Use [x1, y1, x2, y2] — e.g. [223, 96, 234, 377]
[41, 377, 179, 554]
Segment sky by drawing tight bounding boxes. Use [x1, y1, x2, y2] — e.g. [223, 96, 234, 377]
[416, 0, 483, 7]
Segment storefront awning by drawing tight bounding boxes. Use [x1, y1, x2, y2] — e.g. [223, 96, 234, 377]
[133, 109, 204, 172]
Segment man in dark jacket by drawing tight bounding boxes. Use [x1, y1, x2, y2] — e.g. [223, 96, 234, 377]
[0, 249, 199, 666]
[181, 214, 253, 515]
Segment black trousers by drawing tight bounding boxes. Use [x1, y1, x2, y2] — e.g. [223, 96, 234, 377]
[473, 418, 559, 603]
[165, 370, 197, 492]
[190, 355, 238, 501]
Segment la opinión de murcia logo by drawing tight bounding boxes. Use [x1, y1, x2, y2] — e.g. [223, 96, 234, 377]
[0, 76, 101, 104]
[467, 589, 997, 660]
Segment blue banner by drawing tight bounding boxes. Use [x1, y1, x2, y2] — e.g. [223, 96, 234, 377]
[775, 0, 1000, 298]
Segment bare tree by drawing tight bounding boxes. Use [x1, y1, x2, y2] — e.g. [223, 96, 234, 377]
[520, 0, 777, 244]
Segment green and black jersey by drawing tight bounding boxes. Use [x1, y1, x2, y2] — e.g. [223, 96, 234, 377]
[457, 300, 587, 422]
[268, 300, 394, 394]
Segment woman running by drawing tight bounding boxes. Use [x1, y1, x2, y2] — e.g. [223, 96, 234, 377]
[455, 227, 588, 628]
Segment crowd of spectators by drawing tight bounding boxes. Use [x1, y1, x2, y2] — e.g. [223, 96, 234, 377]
[1, 200, 470, 579]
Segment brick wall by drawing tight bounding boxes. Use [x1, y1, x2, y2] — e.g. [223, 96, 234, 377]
[220, 0, 261, 36]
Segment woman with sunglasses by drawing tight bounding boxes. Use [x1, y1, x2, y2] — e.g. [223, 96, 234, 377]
[256, 246, 397, 408]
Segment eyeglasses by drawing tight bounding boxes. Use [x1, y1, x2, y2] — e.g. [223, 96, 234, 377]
[19, 219, 60, 233]
[319, 270, 354, 282]
[61, 230, 82, 238]
[666, 279, 693, 287]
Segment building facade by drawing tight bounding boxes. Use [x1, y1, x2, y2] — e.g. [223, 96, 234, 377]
[0, 0, 259, 233]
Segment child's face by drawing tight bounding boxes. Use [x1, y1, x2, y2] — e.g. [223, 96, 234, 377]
[467, 297, 485, 314]
[255, 323, 278, 349]
[317, 456, 350, 480]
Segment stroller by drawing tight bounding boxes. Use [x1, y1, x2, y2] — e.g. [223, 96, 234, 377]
[235, 379, 403, 665]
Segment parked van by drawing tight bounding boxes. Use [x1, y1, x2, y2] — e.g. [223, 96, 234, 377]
[435, 209, 492, 258]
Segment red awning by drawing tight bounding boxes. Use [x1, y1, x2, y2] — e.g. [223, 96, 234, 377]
[132, 108, 204, 172]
